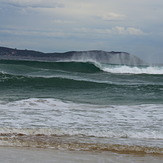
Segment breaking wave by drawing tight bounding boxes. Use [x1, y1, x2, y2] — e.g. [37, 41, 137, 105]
[0, 56, 163, 156]
[0, 59, 163, 75]
[102, 64, 163, 74]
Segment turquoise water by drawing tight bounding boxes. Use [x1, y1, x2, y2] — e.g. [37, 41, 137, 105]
[0, 59, 163, 154]
[0, 60, 163, 104]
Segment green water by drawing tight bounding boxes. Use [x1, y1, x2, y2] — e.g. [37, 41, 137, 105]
[0, 60, 163, 104]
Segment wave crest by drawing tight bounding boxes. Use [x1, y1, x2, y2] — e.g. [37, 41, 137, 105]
[1, 59, 163, 75]
[0, 60, 101, 74]
[101, 64, 163, 74]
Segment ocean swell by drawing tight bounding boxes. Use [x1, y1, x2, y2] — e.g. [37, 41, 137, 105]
[1, 59, 163, 75]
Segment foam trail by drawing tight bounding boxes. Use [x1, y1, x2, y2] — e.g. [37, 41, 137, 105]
[102, 65, 163, 74]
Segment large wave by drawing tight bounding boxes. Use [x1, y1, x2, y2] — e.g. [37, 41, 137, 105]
[0, 60, 101, 74]
[0, 59, 163, 75]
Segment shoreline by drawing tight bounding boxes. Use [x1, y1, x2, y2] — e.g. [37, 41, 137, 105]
[0, 146, 162, 163]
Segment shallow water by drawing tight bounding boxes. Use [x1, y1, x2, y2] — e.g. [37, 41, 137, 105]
[0, 147, 163, 163]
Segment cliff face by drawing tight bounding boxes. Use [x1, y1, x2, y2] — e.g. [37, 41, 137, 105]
[0, 47, 145, 65]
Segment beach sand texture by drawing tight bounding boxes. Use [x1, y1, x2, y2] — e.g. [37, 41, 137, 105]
[0, 147, 162, 163]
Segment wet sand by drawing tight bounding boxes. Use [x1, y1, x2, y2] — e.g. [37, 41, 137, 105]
[0, 147, 162, 163]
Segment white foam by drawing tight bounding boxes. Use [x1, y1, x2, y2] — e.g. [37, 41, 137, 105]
[0, 70, 7, 75]
[102, 65, 163, 74]
[0, 98, 163, 140]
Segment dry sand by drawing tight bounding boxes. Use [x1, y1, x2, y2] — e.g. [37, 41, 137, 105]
[0, 147, 162, 163]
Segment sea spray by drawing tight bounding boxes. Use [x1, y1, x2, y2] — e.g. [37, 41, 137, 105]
[101, 64, 163, 74]
[0, 47, 145, 65]
[0, 55, 163, 155]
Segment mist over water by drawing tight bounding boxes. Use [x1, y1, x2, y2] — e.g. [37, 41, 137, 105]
[69, 51, 145, 66]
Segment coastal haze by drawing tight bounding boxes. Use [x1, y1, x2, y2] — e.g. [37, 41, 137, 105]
[0, 0, 163, 64]
[0, 47, 145, 65]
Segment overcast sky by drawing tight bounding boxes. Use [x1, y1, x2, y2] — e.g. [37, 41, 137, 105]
[0, 0, 163, 63]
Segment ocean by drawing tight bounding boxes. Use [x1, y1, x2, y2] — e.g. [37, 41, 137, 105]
[0, 59, 163, 156]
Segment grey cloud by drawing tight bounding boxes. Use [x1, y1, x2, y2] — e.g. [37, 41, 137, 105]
[2, 0, 64, 9]
[99, 13, 126, 21]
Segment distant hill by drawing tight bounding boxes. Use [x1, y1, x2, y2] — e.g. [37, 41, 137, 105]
[0, 47, 145, 65]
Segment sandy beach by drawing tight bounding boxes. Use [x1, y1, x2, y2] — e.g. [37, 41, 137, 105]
[0, 147, 162, 163]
